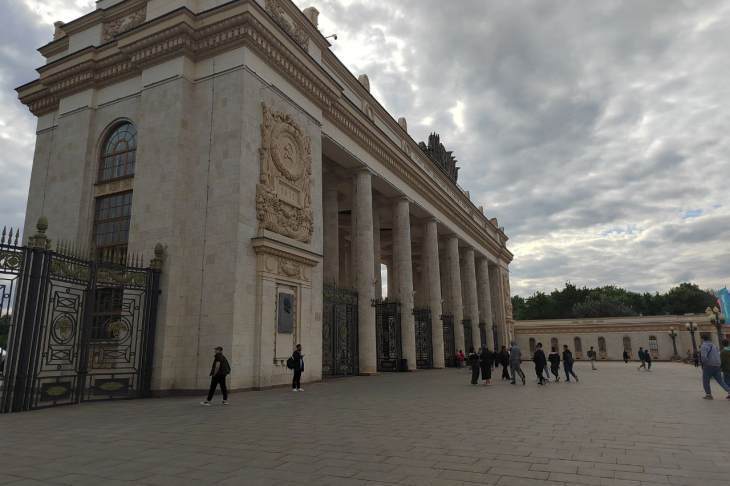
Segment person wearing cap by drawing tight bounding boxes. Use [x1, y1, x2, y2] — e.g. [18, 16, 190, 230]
[201, 346, 231, 406]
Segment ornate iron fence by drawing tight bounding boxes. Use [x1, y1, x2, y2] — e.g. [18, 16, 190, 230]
[441, 314, 456, 367]
[413, 308, 433, 369]
[322, 285, 358, 376]
[373, 299, 401, 371]
[463, 319, 473, 351]
[0, 220, 162, 413]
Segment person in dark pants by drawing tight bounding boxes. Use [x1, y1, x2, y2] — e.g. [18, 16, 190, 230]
[509, 341, 526, 385]
[479, 346, 494, 385]
[499, 346, 511, 380]
[548, 346, 561, 382]
[201, 346, 230, 406]
[693, 349, 700, 367]
[623, 350, 629, 364]
[292, 344, 304, 391]
[637, 347, 646, 370]
[533, 343, 547, 385]
[645, 350, 652, 371]
[468, 347, 480, 385]
[562, 345, 579, 383]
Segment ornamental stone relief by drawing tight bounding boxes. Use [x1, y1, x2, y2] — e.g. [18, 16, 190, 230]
[102, 6, 147, 42]
[256, 104, 313, 244]
[265, 0, 309, 49]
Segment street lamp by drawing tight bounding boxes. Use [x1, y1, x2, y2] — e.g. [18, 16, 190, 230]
[706, 306, 726, 345]
[686, 321, 698, 354]
[668, 327, 679, 360]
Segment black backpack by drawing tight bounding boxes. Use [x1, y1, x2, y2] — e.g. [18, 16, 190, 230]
[286, 356, 295, 369]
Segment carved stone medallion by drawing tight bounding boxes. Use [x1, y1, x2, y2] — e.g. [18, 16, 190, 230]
[102, 6, 147, 42]
[256, 104, 313, 243]
[265, 0, 309, 49]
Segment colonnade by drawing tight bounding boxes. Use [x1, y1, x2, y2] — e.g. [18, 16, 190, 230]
[323, 168, 511, 374]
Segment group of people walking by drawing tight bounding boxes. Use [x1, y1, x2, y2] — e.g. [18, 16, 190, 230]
[466, 341, 580, 386]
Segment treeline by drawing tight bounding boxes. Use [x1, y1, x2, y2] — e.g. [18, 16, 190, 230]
[511, 282, 717, 320]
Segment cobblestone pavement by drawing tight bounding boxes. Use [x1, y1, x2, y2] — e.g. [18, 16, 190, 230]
[1, 362, 729, 486]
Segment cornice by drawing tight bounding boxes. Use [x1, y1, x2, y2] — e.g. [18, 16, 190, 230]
[17, 0, 513, 265]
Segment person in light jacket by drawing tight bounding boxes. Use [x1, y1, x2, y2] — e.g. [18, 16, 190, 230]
[509, 341, 526, 385]
[699, 334, 730, 400]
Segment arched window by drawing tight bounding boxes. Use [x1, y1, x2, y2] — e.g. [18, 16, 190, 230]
[649, 336, 658, 357]
[98, 122, 137, 182]
[574, 337, 582, 353]
[598, 336, 607, 353]
[550, 337, 559, 352]
[529, 338, 536, 354]
[623, 336, 632, 353]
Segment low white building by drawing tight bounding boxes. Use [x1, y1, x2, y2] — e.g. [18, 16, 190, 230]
[514, 314, 730, 361]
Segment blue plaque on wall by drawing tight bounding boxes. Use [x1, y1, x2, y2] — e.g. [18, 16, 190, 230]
[277, 292, 295, 334]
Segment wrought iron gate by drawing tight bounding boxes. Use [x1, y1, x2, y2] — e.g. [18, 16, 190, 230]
[479, 322, 487, 348]
[413, 308, 433, 369]
[322, 285, 358, 376]
[441, 314, 456, 367]
[0, 224, 161, 413]
[463, 319, 473, 351]
[373, 299, 401, 371]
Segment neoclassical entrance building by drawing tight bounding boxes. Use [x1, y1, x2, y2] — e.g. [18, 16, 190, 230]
[16, 0, 513, 393]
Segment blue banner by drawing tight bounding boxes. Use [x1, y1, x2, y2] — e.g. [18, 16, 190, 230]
[718, 288, 730, 323]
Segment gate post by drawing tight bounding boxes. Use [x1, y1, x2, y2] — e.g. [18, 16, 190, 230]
[7, 218, 50, 412]
[141, 243, 164, 397]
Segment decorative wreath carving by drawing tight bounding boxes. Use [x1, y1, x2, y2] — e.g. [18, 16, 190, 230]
[102, 7, 147, 42]
[265, 0, 309, 49]
[256, 104, 313, 243]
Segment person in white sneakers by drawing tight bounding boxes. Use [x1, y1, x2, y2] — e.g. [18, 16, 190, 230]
[291, 344, 304, 392]
[201, 346, 230, 406]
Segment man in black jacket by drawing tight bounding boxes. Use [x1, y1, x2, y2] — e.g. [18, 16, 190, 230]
[201, 346, 231, 406]
[292, 344, 304, 392]
[533, 343, 547, 385]
[562, 345, 579, 383]
[499, 346, 511, 380]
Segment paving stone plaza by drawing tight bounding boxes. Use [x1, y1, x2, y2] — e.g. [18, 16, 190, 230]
[1, 362, 728, 486]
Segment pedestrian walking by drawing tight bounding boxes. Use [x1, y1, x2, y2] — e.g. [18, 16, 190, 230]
[562, 345, 579, 383]
[637, 347, 646, 370]
[548, 346, 561, 382]
[479, 346, 494, 385]
[588, 346, 597, 370]
[509, 341, 526, 385]
[623, 350, 629, 364]
[721, 339, 730, 388]
[499, 346, 511, 380]
[291, 344, 305, 391]
[533, 343, 547, 385]
[699, 334, 730, 400]
[693, 349, 700, 367]
[468, 347, 480, 385]
[201, 346, 230, 406]
[645, 349, 652, 371]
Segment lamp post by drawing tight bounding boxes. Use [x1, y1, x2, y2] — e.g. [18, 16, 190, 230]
[668, 327, 679, 360]
[686, 321, 698, 354]
[706, 306, 726, 345]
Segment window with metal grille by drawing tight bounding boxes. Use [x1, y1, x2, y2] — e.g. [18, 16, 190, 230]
[649, 336, 659, 353]
[98, 122, 137, 182]
[93, 191, 132, 259]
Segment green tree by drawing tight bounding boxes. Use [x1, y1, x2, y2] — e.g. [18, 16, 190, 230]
[663, 283, 716, 315]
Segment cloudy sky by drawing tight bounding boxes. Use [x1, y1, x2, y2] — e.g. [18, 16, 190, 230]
[1, 0, 728, 297]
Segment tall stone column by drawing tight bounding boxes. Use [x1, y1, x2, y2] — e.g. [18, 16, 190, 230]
[393, 197, 417, 370]
[323, 178, 339, 286]
[446, 236, 465, 352]
[424, 219, 445, 368]
[373, 204, 382, 299]
[353, 169, 376, 374]
[477, 257, 495, 350]
[463, 247, 481, 349]
[489, 264, 506, 347]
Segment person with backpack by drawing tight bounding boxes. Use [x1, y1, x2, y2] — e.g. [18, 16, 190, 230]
[290, 344, 305, 391]
[479, 346, 495, 385]
[499, 346, 511, 380]
[562, 345, 579, 383]
[699, 334, 730, 400]
[588, 346, 597, 370]
[468, 347, 480, 385]
[533, 343, 547, 385]
[637, 347, 647, 370]
[548, 346, 561, 382]
[201, 346, 231, 406]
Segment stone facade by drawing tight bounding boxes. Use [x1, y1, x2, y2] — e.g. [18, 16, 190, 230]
[17, 0, 513, 392]
[515, 315, 730, 361]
